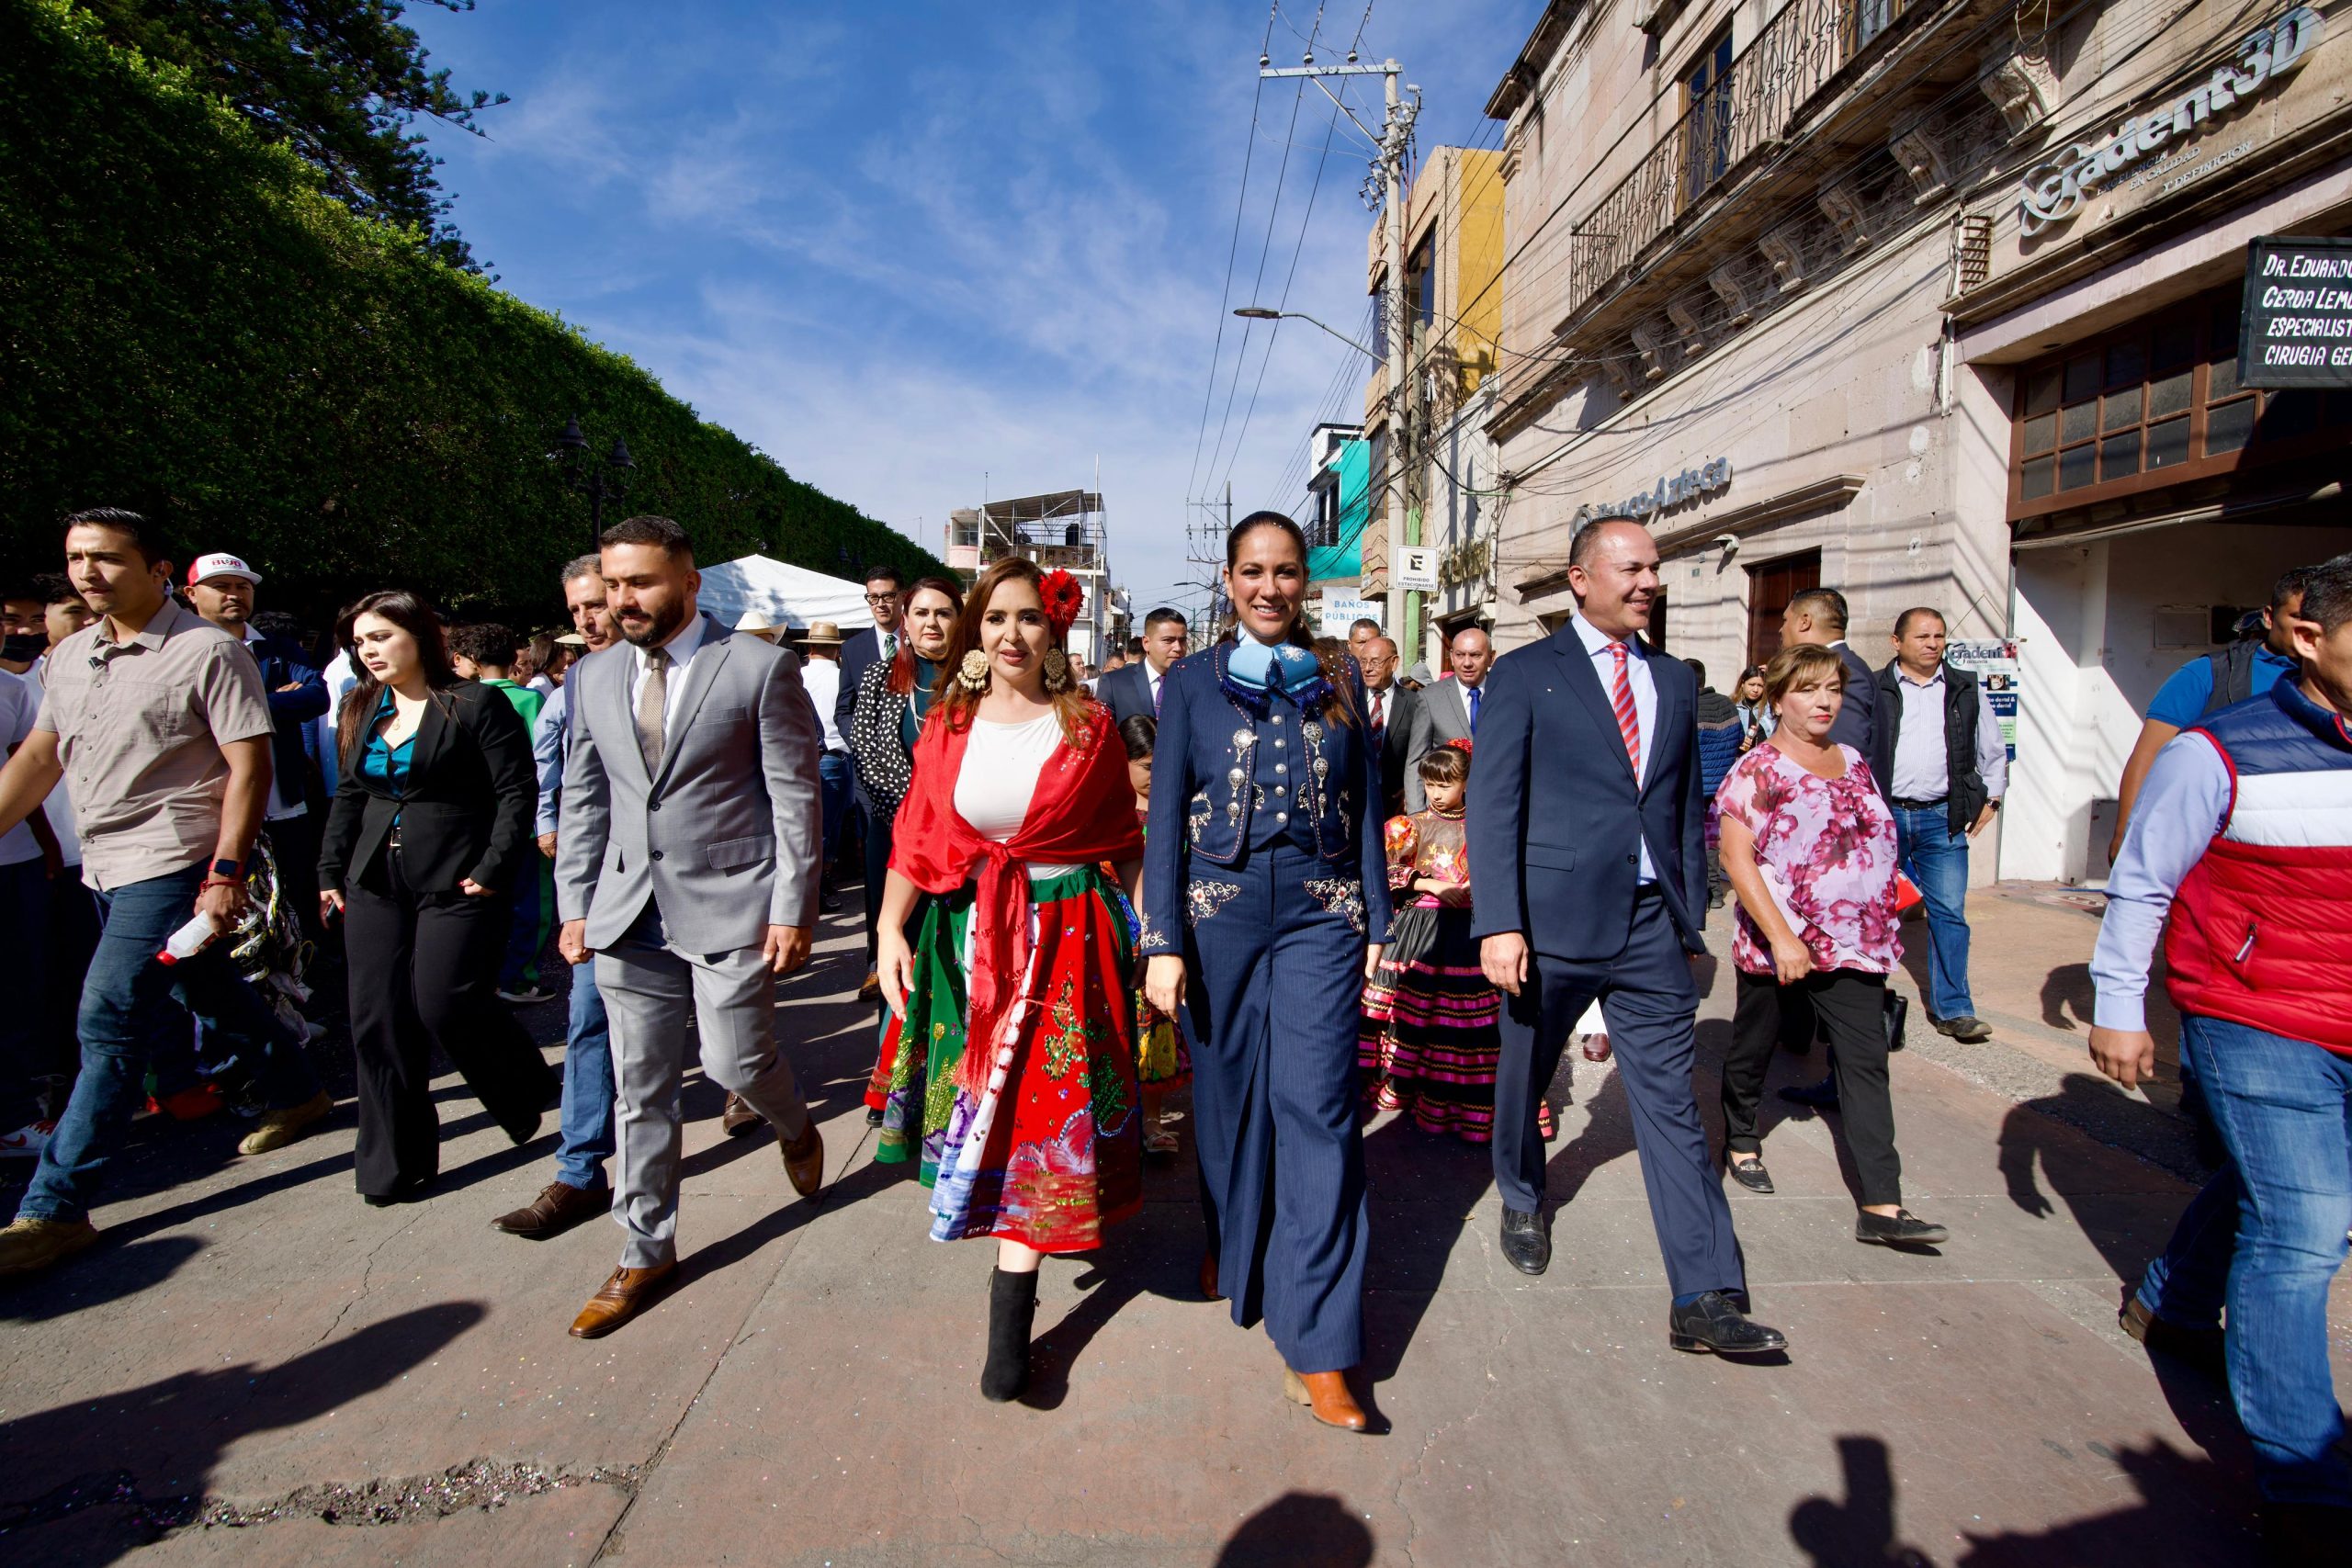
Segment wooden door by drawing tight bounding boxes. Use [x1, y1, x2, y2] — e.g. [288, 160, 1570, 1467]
[1746, 549, 1819, 667]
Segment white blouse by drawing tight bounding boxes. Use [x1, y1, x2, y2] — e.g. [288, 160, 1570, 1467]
[955, 712, 1079, 875]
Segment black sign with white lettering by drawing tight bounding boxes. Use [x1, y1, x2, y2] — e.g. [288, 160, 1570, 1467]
[2239, 235, 2352, 388]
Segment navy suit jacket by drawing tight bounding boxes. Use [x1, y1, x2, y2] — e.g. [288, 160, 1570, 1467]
[1828, 641, 1877, 755]
[1467, 626, 1707, 961]
[834, 627, 887, 801]
[1099, 660, 1157, 728]
[244, 631, 329, 811]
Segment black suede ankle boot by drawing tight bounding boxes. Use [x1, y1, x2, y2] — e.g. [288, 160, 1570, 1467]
[981, 1268, 1037, 1403]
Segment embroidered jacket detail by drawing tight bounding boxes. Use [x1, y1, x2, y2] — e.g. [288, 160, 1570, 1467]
[1185, 879, 1243, 928]
[1303, 877, 1366, 935]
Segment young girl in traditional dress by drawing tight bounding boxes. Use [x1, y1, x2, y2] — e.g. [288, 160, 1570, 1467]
[1360, 743, 1549, 1143]
[1117, 715, 1189, 1156]
[874, 558, 1145, 1404]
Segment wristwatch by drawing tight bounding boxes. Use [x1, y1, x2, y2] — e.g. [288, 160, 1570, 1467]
[210, 857, 243, 880]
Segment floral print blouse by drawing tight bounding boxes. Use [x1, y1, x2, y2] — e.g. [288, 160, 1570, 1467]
[1713, 743, 1901, 976]
[1384, 808, 1469, 908]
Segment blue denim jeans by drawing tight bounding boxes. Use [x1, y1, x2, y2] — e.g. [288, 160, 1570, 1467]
[818, 750, 853, 866]
[1892, 802, 1973, 1020]
[2136, 1014, 2352, 1507]
[552, 955, 615, 1190]
[19, 862, 322, 1224]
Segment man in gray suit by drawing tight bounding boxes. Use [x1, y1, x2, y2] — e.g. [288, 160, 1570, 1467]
[1402, 625, 1494, 809]
[554, 515, 829, 1339]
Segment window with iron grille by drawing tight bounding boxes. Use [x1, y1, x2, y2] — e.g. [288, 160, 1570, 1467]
[1681, 26, 1735, 209]
[2008, 282, 2351, 519]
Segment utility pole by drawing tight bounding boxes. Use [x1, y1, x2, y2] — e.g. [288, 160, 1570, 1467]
[1261, 50, 1417, 655]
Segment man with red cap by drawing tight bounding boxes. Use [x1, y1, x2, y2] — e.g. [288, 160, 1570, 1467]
[185, 553, 327, 937]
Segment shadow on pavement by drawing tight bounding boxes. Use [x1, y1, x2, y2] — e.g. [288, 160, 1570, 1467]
[1215, 1491, 1374, 1566]
[0, 1302, 486, 1564]
[1784, 1431, 2260, 1568]
[0, 1235, 206, 1324]
[1996, 1074, 2201, 1284]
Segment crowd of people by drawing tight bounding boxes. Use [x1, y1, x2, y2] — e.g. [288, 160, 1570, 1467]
[0, 502, 2344, 1554]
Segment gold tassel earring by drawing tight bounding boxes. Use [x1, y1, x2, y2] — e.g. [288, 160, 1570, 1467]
[1041, 648, 1070, 692]
[957, 649, 991, 692]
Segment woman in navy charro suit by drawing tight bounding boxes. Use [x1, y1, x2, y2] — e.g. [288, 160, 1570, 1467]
[1139, 512, 1391, 1430]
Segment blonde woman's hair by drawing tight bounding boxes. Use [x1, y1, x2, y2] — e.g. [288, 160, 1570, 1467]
[1761, 642, 1846, 708]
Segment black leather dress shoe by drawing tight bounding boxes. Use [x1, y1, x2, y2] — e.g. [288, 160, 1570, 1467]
[1778, 1075, 1838, 1111]
[1499, 1207, 1550, 1276]
[1725, 1153, 1775, 1194]
[1668, 1291, 1788, 1356]
[1855, 1208, 1949, 1246]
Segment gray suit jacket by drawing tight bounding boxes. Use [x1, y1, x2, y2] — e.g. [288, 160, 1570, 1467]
[1403, 677, 1481, 809]
[554, 613, 824, 953]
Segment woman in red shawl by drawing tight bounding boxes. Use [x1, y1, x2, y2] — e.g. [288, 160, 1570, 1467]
[874, 558, 1145, 1404]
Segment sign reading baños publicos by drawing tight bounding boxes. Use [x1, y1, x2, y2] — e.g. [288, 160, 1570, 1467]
[2018, 6, 2323, 237]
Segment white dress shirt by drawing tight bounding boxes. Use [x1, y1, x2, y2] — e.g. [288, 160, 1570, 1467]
[1571, 610, 1657, 882]
[628, 614, 714, 744]
[800, 657, 847, 751]
[1890, 664, 2008, 802]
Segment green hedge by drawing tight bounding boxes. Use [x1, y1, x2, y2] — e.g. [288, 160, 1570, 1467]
[0, 0, 940, 623]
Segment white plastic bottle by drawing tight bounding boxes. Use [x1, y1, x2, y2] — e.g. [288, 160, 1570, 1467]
[157, 911, 220, 966]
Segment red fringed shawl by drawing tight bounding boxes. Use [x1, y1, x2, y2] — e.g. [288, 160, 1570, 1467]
[889, 702, 1143, 1093]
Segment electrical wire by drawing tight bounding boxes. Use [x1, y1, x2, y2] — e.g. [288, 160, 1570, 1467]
[1183, 4, 1282, 509]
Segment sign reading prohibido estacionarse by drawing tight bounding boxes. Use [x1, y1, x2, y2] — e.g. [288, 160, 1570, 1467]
[2239, 235, 2352, 388]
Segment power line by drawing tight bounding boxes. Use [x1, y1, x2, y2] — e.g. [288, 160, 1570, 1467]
[1182, 4, 1281, 508]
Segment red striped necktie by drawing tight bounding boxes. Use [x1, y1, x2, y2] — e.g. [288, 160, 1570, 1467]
[1608, 641, 1641, 774]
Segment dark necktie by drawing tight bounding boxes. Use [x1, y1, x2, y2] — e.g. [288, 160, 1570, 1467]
[1466, 684, 1481, 733]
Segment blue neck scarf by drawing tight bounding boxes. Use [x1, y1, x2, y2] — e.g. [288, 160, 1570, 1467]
[1222, 636, 1331, 716]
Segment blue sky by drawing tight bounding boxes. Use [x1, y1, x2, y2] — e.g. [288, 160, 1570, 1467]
[405, 0, 1539, 616]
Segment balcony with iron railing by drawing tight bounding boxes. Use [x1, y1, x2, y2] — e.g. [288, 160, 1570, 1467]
[1496, 0, 2029, 430]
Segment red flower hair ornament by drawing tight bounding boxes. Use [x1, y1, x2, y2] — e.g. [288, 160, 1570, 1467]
[1445, 737, 1474, 757]
[1038, 569, 1086, 637]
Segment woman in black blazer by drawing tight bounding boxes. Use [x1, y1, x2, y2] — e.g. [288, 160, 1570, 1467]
[319, 591, 557, 1203]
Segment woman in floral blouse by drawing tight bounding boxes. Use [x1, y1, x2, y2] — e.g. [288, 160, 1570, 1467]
[1713, 643, 1949, 1249]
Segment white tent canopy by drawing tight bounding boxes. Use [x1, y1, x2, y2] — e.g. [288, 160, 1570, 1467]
[696, 554, 875, 634]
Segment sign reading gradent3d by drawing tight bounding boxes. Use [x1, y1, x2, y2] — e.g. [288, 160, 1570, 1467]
[1571, 457, 1733, 530]
[2018, 6, 2324, 237]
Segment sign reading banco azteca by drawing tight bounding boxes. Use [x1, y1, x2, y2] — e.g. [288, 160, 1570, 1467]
[1570, 457, 1733, 529]
[2018, 7, 2324, 238]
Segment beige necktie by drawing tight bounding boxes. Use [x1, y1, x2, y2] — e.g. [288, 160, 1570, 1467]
[636, 646, 670, 773]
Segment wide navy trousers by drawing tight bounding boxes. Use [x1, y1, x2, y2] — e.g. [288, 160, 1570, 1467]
[1492, 891, 1746, 1302]
[1183, 843, 1369, 1373]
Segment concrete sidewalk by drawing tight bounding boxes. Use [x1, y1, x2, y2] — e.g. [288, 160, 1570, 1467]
[0, 888, 2344, 1566]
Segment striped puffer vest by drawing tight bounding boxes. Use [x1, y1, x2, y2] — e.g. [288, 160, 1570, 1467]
[2163, 678, 2352, 1055]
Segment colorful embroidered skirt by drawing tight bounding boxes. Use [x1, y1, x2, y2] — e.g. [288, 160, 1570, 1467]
[1109, 886, 1190, 1089]
[870, 868, 1143, 1251]
[1359, 902, 1505, 1143]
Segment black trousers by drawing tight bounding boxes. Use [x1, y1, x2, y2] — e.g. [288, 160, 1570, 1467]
[1723, 968, 1902, 1208]
[345, 848, 556, 1196]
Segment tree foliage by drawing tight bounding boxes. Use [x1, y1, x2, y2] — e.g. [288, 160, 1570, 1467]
[0, 0, 942, 627]
[72, 0, 500, 270]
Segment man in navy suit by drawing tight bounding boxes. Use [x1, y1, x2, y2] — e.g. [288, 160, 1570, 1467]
[1468, 518, 1787, 1356]
[1100, 606, 1186, 728]
[833, 566, 905, 994]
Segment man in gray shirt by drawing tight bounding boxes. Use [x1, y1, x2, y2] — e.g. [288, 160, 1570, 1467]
[0, 509, 330, 1277]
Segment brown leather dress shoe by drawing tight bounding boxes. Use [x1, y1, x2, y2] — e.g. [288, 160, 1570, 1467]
[858, 970, 881, 1000]
[781, 1120, 824, 1198]
[1283, 1366, 1369, 1431]
[490, 1180, 609, 1239]
[569, 1262, 678, 1338]
[720, 1092, 763, 1138]
[1199, 1251, 1221, 1302]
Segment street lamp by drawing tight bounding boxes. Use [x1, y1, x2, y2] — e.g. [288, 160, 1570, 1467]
[1233, 306, 1379, 362]
[551, 414, 638, 552]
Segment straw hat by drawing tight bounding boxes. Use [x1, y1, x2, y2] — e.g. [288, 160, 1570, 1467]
[799, 620, 845, 649]
[733, 609, 789, 642]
